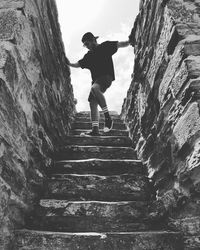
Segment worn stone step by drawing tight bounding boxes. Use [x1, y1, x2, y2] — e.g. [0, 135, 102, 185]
[28, 200, 150, 232]
[75, 116, 123, 123]
[54, 145, 136, 160]
[70, 129, 129, 136]
[63, 135, 132, 147]
[75, 111, 119, 118]
[72, 121, 127, 130]
[50, 159, 145, 175]
[44, 174, 152, 201]
[14, 230, 183, 250]
[183, 235, 200, 250]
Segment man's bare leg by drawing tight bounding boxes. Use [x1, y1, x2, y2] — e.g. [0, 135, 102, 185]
[91, 83, 113, 132]
[89, 99, 100, 134]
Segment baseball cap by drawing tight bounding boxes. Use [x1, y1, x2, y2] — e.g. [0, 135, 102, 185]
[81, 32, 99, 43]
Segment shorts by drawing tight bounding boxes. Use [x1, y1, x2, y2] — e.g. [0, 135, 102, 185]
[88, 75, 113, 102]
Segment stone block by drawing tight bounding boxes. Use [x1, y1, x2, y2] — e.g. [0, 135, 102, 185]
[0, 0, 24, 9]
[185, 55, 200, 78]
[147, 8, 174, 87]
[0, 10, 18, 40]
[173, 102, 200, 149]
[158, 44, 184, 104]
[170, 61, 189, 98]
[180, 139, 200, 190]
[169, 216, 200, 235]
[0, 178, 10, 224]
[176, 23, 200, 38]
[183, 36, 200, 56]
[184, 235, 200, 250]
[167, 0, 200, 24]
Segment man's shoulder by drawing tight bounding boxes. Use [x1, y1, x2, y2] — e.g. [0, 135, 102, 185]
[100, 40, 118, 47]
[83, 51, 92, 57]
[100, 41, 111, 46]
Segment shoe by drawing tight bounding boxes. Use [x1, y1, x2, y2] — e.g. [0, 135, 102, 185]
[80, 130, 101, 137]
[103, 118, 113, 132]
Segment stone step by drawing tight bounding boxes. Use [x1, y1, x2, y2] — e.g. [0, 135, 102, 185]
[75, 111, 119, 118]
[54, 146, 136, 160]
[70, 129, 129, 137]
[72, 121, 127, 130]
[50, 159, 145, 175]
[44, 174, 152, 201]
[27, 200, 150, 232]
[14, 230, 183, 250]
[75, 116, 123, 123]
[63, 135, 132, 147]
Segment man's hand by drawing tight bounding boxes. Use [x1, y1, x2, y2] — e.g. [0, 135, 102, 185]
[128, 34, 135, 47]
[128, 14, 138, 47]
[65, 57, 70, 65]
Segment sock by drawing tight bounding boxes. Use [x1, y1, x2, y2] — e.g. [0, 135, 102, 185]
[92, 121, 99, 132]
[102, 106, 110, 119]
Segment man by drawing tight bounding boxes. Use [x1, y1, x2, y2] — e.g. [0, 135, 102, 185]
[68, 32, 131, 136]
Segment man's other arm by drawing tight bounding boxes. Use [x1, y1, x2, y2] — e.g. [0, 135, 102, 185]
[67, 61, 80, 68]
[117, 41, 130, 48]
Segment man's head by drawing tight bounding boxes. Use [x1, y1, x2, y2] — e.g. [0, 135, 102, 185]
[82, 32, 99, 50]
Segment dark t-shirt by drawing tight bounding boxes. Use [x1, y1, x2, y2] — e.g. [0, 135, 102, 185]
[78, 41, 118, 81]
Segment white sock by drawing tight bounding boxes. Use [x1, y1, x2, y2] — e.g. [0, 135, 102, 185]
[92, 121, 99, 128]
[102, 106, 108, 114]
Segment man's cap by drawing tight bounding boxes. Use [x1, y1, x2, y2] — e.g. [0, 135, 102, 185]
[81, 32, 99, 43]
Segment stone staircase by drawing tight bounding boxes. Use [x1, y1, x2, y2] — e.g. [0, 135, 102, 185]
[14, 112, 183, 249]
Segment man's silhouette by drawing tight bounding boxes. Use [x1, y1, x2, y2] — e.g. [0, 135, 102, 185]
[68, 32, 131, 136]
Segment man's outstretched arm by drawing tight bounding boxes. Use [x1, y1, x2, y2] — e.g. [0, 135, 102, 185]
[68, 62, 80, 68]
[117, 41, 130, 48]
[66, 59, 80, 68]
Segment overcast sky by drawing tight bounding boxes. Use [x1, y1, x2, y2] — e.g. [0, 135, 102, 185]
[56, 0, 140, 113]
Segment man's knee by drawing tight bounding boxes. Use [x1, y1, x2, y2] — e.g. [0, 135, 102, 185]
[91, 83, 101, 94]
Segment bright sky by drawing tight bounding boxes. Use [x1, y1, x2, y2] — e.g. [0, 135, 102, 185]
[56, 0, 140, 112]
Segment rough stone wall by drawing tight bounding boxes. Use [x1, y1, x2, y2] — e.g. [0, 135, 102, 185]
[122, 0, 200, 248]
[0, 0, 75, 248]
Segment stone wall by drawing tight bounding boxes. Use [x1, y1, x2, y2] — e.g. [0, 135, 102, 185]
[122, 0, 200, 248]
[0, 0, 75, 248]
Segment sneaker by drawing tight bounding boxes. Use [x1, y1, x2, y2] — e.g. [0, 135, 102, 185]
[80, 130, 101, 137]
[103, 118, 113, 132]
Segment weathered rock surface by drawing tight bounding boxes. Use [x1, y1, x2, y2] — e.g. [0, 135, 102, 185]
[28, 199, 150, 232]
[122, 0, 200, 248]
[0, 0, 75, 248]
[45, 174, 151, 201]
[70, 129, 129, 136]
[72, 121, 127, 130]
[0, 0, 24, 9]
[51, 159, 145, 175]
[14, 111, 182, 249]
[14, 230, 183, 250]
[55, 145, 136, 160]
[64, 135, 132, 147]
